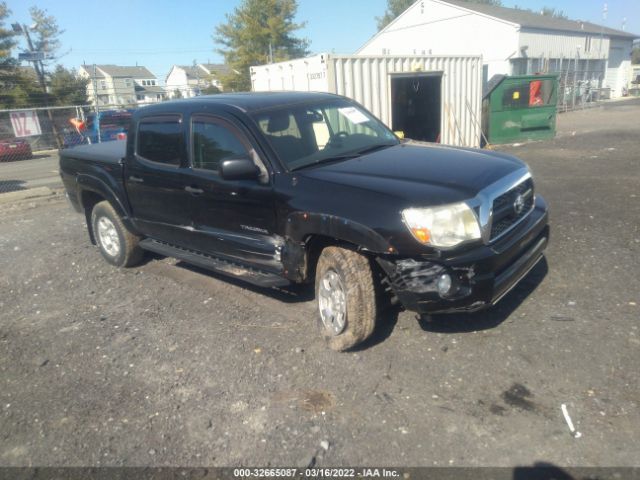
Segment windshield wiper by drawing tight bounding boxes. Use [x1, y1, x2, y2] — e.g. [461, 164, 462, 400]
[355, 142, 397, 155]
[290, 153, 360, 171]
[289, 143, 397, 172]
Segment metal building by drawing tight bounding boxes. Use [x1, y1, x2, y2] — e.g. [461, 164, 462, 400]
[357, 0, 638, 100]
[251, 53, 483, 148]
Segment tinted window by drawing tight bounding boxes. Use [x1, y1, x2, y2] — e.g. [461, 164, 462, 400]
[192, 121, 248, 171]
[137, 116, 183, 165]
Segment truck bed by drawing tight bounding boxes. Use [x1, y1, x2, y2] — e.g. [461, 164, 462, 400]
[59, 140, 128, 215]
[60, 140, 126, 163]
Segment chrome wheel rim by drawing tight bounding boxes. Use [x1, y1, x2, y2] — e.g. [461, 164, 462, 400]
[318, 270, 347, 335]
[97, 216, 120, 257]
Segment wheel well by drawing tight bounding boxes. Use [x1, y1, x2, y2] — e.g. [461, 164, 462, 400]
[303, 234, 380, 282]
[303, 234, 392, 304]
[81, 191, 106, 244]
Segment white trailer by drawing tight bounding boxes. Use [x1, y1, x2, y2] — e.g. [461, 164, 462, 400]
[250, 53, 483, 148]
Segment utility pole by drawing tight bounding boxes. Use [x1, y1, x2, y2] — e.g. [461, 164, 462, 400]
[598, 3, 609, 88]
[90, 63, 101, 143]
[14, 22, 62, 149]
[193, 59, 200, 97]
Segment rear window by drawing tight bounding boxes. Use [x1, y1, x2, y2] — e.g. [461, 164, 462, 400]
[136, 115, 183, 166]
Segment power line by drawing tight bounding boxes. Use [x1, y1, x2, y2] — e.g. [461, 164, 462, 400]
[72, 48, 217, 55]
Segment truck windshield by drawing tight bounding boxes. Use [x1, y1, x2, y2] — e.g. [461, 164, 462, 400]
[252, 101, 398, 171]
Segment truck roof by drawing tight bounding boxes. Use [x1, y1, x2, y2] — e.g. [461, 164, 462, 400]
[139, 91, 343, 114]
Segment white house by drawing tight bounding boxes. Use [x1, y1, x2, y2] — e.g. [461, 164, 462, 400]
[357, 0, 638, 97]
[164, 64, 233, 98]
[199, 63, 233, 90]
[78, 65, 165, 107]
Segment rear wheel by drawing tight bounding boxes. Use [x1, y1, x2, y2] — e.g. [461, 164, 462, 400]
[315, 246, 378, 351]
[91, 201, 143, 267]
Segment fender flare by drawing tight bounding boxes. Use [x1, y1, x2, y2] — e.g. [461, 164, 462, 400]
[284, 212, 393, 253]
[76, 174, 138, 241]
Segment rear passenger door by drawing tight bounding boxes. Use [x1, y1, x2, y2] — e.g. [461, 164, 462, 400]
[182, 114, 280, 271]
[125, 114, 194, 246]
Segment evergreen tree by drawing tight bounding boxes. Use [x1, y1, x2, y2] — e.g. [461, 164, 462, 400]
[0, 2, 16, 69]
[214, 0, 309, 91]
[28, 6, 63, 67]
[48, 65, 88, 106]
[376, 0, 415, 31]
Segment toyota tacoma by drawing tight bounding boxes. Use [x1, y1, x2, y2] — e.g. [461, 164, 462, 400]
[59, 92, 549, 350]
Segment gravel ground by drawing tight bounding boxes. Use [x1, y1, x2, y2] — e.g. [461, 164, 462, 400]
[0, 99, 638, 469]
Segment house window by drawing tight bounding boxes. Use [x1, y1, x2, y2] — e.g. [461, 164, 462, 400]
[125, 79, 132, 87]
[585, 36, 592, 53]
[137, 95, 144, 101]
[100, 80, 106, 90]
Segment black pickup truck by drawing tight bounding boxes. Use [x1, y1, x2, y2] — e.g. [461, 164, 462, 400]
[60, 92, 549, 350]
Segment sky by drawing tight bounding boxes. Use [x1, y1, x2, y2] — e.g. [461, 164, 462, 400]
[6, 0, 640, 84]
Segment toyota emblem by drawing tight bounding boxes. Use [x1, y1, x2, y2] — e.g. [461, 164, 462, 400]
[513, 194, 525, 214]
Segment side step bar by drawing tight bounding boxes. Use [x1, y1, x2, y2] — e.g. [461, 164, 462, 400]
[139, 239, 290, 288]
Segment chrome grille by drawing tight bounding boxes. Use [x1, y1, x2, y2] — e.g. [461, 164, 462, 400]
[490, 178, 534, 241]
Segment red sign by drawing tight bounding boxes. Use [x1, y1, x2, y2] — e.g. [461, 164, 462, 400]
[9, 111, 42, 137]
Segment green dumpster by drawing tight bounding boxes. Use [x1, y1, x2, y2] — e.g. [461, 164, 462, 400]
[482, 74, 558, 145]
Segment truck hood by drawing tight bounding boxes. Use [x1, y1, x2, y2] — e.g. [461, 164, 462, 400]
[299, 142, 527, 205]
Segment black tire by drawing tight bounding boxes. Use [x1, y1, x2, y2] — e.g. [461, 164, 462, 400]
[91, 201, 143, 267]
[315, 246, 378, 351]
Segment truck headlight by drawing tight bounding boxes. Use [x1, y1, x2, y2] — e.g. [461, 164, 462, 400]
[402, 202, 481, 248]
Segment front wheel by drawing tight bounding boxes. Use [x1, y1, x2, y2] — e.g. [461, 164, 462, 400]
[315, 246, 378, 351]
[91, 201, 143, 267]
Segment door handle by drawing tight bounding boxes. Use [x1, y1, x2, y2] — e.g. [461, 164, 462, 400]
[129, 175, 144, 183]
[185, 185, 204, 195]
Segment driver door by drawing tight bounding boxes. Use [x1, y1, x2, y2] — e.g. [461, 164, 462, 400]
[182, 114, 281, 272]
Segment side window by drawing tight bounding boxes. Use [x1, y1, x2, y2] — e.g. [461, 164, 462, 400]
[137, 116, 183, 166]
[192, 120, 249, 172]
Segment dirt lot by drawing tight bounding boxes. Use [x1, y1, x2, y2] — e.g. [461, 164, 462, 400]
[0, 99, 638, 469]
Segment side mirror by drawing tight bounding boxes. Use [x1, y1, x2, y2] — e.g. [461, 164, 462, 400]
[220, 157, 260, 181]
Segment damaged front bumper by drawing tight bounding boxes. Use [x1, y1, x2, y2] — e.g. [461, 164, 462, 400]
[377, 196, 549, 314]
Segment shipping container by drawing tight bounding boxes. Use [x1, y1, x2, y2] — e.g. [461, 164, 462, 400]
[250, 53, 483, 148]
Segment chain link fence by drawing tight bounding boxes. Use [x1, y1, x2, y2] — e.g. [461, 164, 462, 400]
[557, 71, 607, 113]
[512, 57, 607, 112]
[0, 103, 157, 194]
